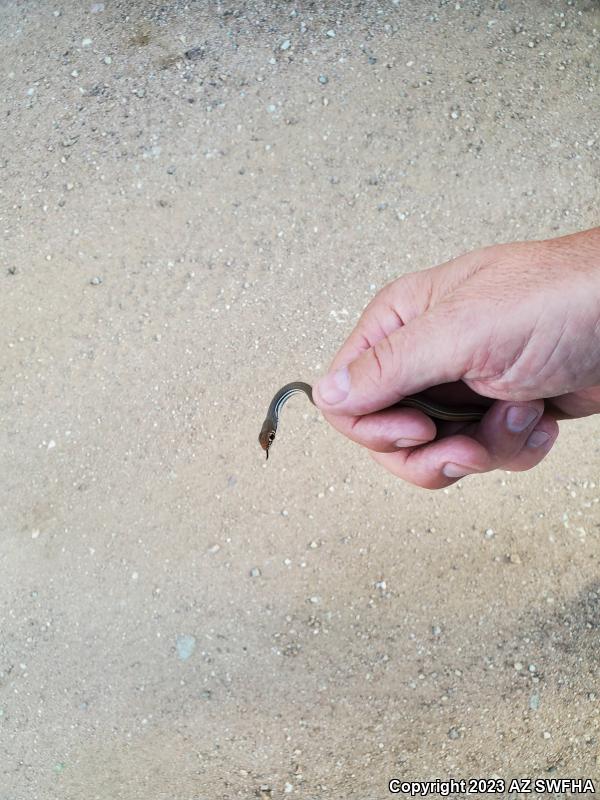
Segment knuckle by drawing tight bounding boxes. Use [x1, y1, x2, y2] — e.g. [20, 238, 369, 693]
[370, 335, 395, 384]
[387, 272, 433, 316]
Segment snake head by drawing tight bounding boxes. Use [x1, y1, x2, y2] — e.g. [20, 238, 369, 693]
[258, 425, 276, 459]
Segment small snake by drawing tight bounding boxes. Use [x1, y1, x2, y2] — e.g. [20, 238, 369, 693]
[258, 381, 486, 459]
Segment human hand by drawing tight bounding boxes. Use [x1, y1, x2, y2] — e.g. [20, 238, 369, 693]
[313, 227, 600, 488]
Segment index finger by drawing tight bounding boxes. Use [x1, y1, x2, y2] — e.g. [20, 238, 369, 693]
[319, 283, 418, 440]
[327, 284, 408, 373]
[325, 251, 483, 374]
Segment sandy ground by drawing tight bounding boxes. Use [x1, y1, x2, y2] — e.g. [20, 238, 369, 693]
[1, 1, 600, 798]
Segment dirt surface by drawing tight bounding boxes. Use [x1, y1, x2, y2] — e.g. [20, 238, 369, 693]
[1, 1, 600, 798]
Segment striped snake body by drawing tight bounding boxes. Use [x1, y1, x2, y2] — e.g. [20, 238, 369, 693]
[259, 381, 486, 459]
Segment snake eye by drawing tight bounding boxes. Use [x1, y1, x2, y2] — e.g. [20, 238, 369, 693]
[268, 432, 275, 443]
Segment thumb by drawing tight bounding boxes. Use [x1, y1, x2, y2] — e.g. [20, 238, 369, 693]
[313, 308, 473, 416]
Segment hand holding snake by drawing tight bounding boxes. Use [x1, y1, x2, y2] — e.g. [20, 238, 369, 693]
[260, 228, 600, 488]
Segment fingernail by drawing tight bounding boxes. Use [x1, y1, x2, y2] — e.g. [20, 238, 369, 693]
[526, 430, 551, 449]
[442, 463, 472, 478]
[394, 438, 426, 449]
[316, 367, 350, 405]
[506, 405, 538, 433]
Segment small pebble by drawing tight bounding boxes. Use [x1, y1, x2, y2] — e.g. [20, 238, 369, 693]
[184, 46, 205, 60]
[250, 567, 261, 578]
[432, 625, 442, 637]
[280, 40, 291, 51]
[318, 75, 329, 85]
[325, 29, 336, 37]
[103, 56, 112, 65]
[529, 693, 540, 711]
[90, 2, 105, 11]
[90, 276, 103, 285]
[176, 634, 196, 661]
[484, 528, 495, 539]
[448, 727, 460, 739]
[82, 38, 92, 47]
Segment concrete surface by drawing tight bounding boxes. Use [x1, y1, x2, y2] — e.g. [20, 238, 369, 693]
[1, 1, 600, 798]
